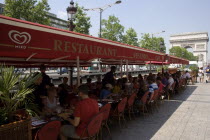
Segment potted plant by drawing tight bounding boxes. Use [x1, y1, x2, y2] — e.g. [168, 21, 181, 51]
[0, 65, 40, 140]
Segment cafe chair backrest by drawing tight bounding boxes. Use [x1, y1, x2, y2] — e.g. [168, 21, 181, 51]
[128, 93, 136, 107]
[100, 103, 111, 121]
[172, 82, 176, 90]
[118, 97, 128, 113]
[152, 90, 159, 101]
[36, 121, 61, 140]
[87, 112, 103, 137]
[141, 91, 149, 104]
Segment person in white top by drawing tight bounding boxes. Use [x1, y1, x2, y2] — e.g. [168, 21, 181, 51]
[43, 87, 60, 115]
[168, 75, 174, 90]
[183, 71, 191, 79]
[198, 68, 204, 83]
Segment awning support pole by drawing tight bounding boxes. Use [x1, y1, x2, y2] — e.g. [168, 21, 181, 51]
[69, 67, 73, 87]
[162, 62, 164, 73]
[120, 59, 123, 78]
[77, 56, 80, 87]
[126, 60, 129, 78]
[98, 58, 101, 72]
[150, 61, 151, 73]
[60, 67, 62, 75]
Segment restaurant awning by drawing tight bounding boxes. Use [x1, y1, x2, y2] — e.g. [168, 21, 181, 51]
[168, 55, 189, 65]
[146, 61, 170, 65]
[0, 15, 166, 67]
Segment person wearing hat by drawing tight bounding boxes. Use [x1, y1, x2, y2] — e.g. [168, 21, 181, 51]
[60, 85, 99, 140]
[100, 83, 113, 99]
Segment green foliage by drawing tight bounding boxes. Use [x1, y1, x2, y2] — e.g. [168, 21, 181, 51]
[74, 3, 91, 34]
[123, 28, 139, 46]
[4, 0, 50, 25]
[101, 15, 124, 42]
[139, 33, 166, 53]
[189, 64, 198, 72]
[169, 46, 198, 61]
[0, 65, 40, 125]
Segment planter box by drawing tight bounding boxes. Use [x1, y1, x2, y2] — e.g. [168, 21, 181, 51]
[0, 118, 32, 140]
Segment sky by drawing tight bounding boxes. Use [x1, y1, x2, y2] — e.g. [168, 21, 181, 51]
[1, 0, 210, 56]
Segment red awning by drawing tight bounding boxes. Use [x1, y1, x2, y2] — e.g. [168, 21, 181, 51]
[0, 15, 166, 67]
[168, 55, 189, 64]
[146, 61, 170, 65]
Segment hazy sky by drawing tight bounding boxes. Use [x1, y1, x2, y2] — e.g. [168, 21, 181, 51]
[1, 0, 210, 56]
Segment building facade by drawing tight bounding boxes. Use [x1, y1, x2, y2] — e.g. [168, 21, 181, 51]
[47, 12, 68, 30]
[0, 3, 4, 15]
[170, 32, 209, 66]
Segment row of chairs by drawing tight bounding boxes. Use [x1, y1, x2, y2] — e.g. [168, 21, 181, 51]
[140, 78, 188, 115]
[35, 79, 188, 140]
[34, 93, 137, 140]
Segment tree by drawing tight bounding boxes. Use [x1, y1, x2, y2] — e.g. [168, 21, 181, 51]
[169, 46, 198, 61]
[123, 28, 139, 46]
[74, 3, 91, 35]
[4, 0, 50, 25]
[139, 33, 166, 53]
[101, 15, 124, 42]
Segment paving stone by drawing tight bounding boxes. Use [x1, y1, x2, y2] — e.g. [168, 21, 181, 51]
[104, 84, 210, 140]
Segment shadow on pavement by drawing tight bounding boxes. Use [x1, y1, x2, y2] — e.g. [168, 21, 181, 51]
[102, 85, 198, 140]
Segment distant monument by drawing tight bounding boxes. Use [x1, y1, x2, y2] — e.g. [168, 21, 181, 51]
[169, 32, 209, 66]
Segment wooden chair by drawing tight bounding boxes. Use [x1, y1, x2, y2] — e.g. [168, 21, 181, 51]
[171, 82, 176, 94]
[127, 93, 137, 120]
[111, 97, 128, 129]
[86, 113, 103, 140]
[99, 103, 112, 139]
[148, 90, 159, 112]
[140, 91, 150, 116]
[34, 121, 61, 140]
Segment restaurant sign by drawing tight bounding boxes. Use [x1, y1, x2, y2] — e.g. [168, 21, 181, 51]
[0, 16, 165, 62]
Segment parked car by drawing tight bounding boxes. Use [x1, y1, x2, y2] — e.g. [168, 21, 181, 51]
[57, 68, 68, 74]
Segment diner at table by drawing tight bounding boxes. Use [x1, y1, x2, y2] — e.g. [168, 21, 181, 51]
[60, 85, 99, 140]
[1, 67, 190, 140]
[0, 15, 191, 140]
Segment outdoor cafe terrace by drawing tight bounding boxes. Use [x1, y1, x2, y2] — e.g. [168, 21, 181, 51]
[0, 15, 193, 140]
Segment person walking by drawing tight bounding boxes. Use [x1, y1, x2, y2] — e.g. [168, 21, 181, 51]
[205, 65, 210, 83]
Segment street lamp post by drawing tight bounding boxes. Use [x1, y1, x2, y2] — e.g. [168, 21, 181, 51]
[151, 31, 165, 52]
[84, 1, 121, 38]
[67, 0, 77, 87]
[67, 0, 77, 31]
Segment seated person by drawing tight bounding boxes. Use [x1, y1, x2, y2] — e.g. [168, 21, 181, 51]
[89, 82, 102, 99]
[183, 71, 191, 79]
[100, 84, 113, 99]
[59, 77, 71, 92]
[133, 77, 140, 89]
[148, 77, 158, 101]
[57, 84, 68, 107]
[137, 82, 148, 99]
[60, 85, 99, 140]
[162, 73, 169, 87]
[43, 87, 60, 114]
[95, 76, 102, 85]
[168, 75, 174, 90]
[112, 79, 122, 94]
[156, 77, 164, 96]
[86, 78, 94, 90]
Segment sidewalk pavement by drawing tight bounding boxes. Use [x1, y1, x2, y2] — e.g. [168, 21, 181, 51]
[105, 83, 210, 140]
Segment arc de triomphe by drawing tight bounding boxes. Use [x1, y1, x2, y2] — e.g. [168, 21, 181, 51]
[169, 32, 209, 66]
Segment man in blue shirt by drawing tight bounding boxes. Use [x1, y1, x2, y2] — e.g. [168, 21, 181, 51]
[100, 84, 113, 99]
